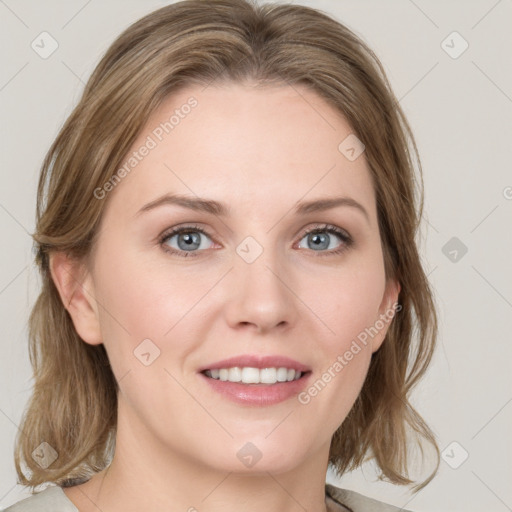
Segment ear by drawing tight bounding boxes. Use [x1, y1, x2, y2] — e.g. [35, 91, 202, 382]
[49, 251, 102, 345]
[371, 278, 401, 354]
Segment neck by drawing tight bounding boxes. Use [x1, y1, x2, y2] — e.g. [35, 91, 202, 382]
[67, 397, 331, 512]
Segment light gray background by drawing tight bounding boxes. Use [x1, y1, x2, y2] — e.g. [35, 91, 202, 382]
[1, 1, 511, 511]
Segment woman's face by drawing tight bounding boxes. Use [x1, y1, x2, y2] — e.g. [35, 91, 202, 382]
[72, 82, 399, 474]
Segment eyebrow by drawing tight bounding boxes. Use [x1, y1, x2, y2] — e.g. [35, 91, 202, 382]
[136, 193, 370, 222]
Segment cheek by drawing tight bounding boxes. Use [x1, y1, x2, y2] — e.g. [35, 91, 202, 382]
[90, 245, 182, 378]
[305, 259, 386, 352]
[91, 248, 201, 414]
[93, 245, 199, 337]
[295, 266, 384, 436]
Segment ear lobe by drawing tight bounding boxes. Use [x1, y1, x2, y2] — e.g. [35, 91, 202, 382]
[371, 278, 401, 354]
[49, 251, 102, 345]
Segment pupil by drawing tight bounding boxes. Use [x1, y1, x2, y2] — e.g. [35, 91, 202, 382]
[310, 233, 328, 250]
[179, 232, 200, 250]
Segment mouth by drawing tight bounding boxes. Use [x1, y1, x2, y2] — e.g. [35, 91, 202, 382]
[202, 366, 309, 384]
[198, 355, 312, 406]
[199, 368, 311, 406]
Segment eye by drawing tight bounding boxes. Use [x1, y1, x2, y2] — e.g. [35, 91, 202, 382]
[159, 223, 353, 258]
[159, 224, 214, 257]
[296, 224, 353, 255]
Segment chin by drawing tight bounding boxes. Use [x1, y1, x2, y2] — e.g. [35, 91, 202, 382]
[198, 434, 313, 475]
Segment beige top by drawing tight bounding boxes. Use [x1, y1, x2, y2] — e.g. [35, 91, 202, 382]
[4, 483, 412, 512]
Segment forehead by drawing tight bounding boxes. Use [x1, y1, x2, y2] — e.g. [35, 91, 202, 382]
[103, 82, 375, 220]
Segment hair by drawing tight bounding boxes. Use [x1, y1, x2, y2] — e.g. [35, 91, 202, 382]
[14, 0, 439, 494]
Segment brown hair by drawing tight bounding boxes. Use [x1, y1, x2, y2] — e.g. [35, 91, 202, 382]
[15, 0, 439, 493]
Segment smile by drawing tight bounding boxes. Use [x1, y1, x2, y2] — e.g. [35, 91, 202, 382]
[203, 367, 303, 384]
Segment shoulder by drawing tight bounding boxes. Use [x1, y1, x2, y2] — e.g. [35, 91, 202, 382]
[4, 482, 412, 512]
[3, 485, 78, 512]
[326, 483, 414, 512]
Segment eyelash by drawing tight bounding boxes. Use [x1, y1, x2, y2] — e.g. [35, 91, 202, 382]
[158, 223, 353, 258]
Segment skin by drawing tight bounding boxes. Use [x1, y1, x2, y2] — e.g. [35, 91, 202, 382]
[51, 82, 400, 512]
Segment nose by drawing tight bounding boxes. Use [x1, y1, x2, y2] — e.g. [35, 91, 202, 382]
[223, 246, 298, 335]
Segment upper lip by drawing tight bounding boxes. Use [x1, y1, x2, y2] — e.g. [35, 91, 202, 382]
[199, 355, 310, 373]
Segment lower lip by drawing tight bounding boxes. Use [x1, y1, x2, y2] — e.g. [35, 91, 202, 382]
[199, 372, 311, 406]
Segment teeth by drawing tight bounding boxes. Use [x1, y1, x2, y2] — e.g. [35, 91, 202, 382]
[260, 368, 276, 384]
[241, 367, 260, 383]
[205, 367, 302, 384]
[228, 367, 242, 382]
[275, 367, 287, 382]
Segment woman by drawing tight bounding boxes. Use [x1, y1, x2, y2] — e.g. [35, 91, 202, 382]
[6, 0, 439, 510]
